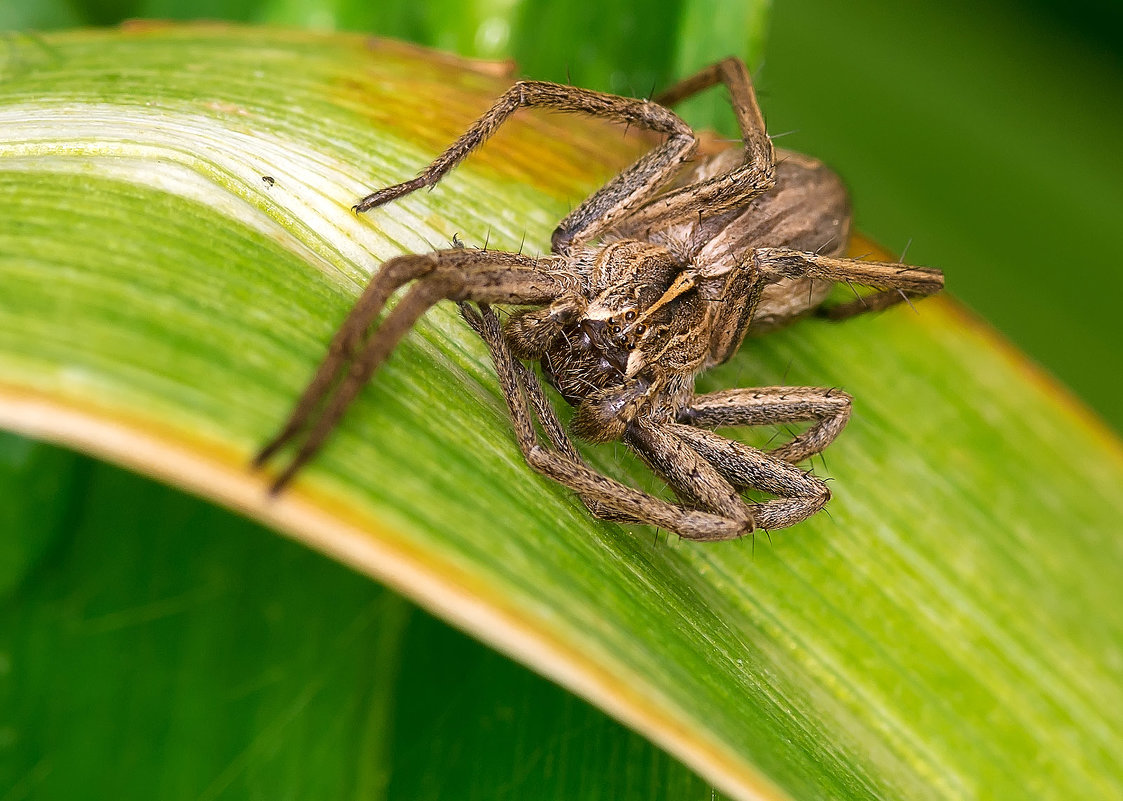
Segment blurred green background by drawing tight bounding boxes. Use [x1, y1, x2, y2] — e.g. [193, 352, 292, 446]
[3, 0, 1122, 798]
[4, 0, 1121, 431]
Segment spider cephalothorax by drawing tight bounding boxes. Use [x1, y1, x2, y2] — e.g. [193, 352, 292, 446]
[255, 57, 944, 541]
[506, 240, 707, 442]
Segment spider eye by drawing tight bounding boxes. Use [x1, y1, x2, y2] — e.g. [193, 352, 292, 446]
[635, 324, 647, 335]
[624, 310, 636, 322]
[611, 325, 621, 334]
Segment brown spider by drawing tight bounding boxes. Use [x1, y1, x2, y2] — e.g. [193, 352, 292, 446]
[254, 57, 944, 541]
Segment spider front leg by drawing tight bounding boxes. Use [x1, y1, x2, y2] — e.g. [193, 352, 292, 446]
[678, 386, 853, 465]
[754, 247, 945, 320]
[254, 249, 572, 492]
[613, 57, 776, 239]
[353, 81, 698, 254]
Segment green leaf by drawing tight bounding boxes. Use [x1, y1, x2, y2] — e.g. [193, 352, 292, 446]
[0, 436, 724, 800]
[2, 23, 1123, 801]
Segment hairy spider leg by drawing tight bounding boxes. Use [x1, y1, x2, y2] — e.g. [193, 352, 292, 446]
[461, 303, 642, 524]
[626, 420, 831, 538]
[255, 250, 570, 491]
[352, 81, 698, 255]
[751, 247, 945, 320]
[679, 386, 853, 465]
[611, 57, 777, 238]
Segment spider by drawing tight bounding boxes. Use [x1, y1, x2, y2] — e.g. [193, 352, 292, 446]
[254, 57, 944, 542]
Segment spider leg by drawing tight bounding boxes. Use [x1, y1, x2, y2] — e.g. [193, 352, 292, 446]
[530, 445, 750, 540]
[460, 302, 640, 524]
[625, 419, 832, 538]
[255, 249, 570, 491]
[613, 57, 776, 238]
[655, 57, 772, 179]
[254, 254, 436, 468]
[754, 247, 945, 320]
[353, 81, 698, 255]
[458, 303, 577, 461]
[703, 243, 943, 369]
[678, 386, 853, 465]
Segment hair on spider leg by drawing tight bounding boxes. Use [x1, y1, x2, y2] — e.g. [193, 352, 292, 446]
[898, 237, 913, 264]
[763, 428, 785, 448]
[781, 358, 794, 386]
[814, 234, 840, 256]
[844, 279, 868, 307]
[761, 421, 803, 451]
[815, 447, 831, 476]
